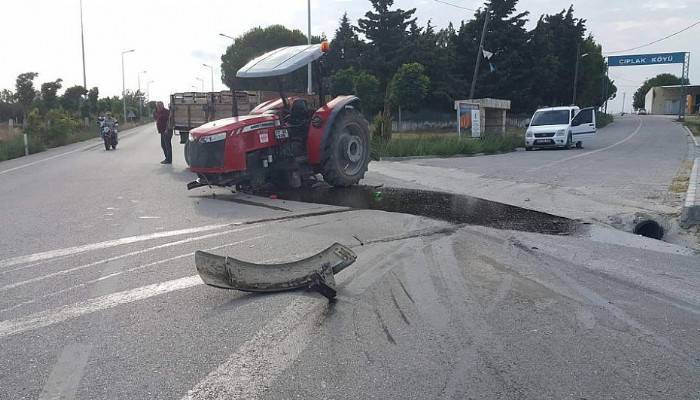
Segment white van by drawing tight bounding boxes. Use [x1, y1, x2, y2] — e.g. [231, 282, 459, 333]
[525, 106, 597, 150]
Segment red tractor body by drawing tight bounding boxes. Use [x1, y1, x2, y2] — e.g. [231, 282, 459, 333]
[186, 44, 370, 190]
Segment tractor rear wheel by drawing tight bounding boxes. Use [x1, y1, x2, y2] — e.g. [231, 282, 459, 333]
[321, 109, 370, 187]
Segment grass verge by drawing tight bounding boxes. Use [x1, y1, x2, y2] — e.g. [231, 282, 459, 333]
[596, 112, 613, 128]
[372, 132, 525, 159]
[684, 116, 700, 136]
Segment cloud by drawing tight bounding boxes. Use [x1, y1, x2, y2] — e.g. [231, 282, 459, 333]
[641, 1, 687, 10]
[191, 50, 220, 61]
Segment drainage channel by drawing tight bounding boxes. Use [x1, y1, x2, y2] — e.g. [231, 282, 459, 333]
[260, 185, 580, 236]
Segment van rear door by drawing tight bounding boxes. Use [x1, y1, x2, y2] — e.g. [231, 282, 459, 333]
[570, 107, 596, 138]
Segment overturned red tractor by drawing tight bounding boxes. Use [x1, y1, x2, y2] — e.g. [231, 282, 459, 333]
[186, 43, 370, 190]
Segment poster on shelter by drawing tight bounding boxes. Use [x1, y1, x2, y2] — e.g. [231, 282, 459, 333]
[458, 102, 480, 138]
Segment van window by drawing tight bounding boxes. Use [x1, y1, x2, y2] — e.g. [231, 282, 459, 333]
[530, 110, 570, 126]
[572, 108, 593, 125]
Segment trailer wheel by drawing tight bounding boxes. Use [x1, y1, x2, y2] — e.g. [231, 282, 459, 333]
[321, 109, 370, 187]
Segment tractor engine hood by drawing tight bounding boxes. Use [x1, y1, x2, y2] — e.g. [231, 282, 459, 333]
[189, 114, 279, 139]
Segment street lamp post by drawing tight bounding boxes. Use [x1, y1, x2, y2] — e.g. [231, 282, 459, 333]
[79, 0, 87, 89]
[138, 70, 147, 119]
[219, 33, 235, 41]
[121, 49, 135, 122]
[202, 64, 214, 92]
[195, 77, 204, 91]
[146, 80, 154, 100]
[572, 43, 589, 104]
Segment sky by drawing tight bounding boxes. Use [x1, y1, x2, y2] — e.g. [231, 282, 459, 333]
[0, 0, 698, 114]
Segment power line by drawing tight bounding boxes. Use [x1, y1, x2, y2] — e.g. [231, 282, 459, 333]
[432, 0, 477, 12]
[605, 19, 700, 54]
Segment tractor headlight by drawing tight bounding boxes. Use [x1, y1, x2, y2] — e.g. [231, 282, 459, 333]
[555, 129, 566, 137]
[200, 132, 227, 143]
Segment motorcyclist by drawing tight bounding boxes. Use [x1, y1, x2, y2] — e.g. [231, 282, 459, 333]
[98, 112, 119, 144]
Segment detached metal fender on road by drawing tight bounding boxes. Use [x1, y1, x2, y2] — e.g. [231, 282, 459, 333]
[195, 243, 356, 300]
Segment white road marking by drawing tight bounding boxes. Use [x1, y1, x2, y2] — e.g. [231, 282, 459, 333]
[0, 226, 257, 292]
[0, 276, 202, 338]
[138, 216, 161, 219]
[0, 144, 97, 176]
[183, 296, 327, 400]
[0, 236, 266, 314]
[529, 117, 644, 171]
[0, 127, 144, 176]
[38, 344, 92, 400]
[0, 223, 231, 269]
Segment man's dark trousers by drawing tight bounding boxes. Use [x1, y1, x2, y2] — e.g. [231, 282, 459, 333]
[161, 132, 173, 163]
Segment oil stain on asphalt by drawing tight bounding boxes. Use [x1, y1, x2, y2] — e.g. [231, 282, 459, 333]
[265, 185, 579, 235]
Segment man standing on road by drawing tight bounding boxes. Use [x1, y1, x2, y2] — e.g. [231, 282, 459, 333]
[153, 101, 172, 164]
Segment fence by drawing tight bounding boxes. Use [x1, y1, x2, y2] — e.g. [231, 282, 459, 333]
[0, 119, 21, 141]
[391, 110, 530, 133]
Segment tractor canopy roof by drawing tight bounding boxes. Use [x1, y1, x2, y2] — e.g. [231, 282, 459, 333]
[236, 44, 325, 79]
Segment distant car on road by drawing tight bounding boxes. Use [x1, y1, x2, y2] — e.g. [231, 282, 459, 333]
[637, 108, 647, 115]
[525, 106, 597, 150]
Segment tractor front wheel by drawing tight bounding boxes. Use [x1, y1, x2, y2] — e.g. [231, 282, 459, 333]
[321, 109, 370, 187]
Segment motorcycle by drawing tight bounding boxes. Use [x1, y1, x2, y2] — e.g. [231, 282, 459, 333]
[98, 118, 118, 150]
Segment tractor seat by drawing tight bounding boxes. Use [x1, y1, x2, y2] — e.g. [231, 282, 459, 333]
[289, 99, 309, 127]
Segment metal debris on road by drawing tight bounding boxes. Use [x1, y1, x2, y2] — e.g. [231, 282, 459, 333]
[195, 243, 356, 300]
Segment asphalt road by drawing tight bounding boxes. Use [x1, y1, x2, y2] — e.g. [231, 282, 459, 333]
[0, 119, 698, 399]
[370, 115, 694, 236]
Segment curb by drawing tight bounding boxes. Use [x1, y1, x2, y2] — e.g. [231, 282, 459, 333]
[680, 157, 700, 228]
[684, 126, 699, 147]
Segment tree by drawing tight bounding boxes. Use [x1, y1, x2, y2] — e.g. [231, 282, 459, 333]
[577, 36, 616, 108]
[330, 68, 357, 96]
[632, 73, 687, 110]
[15, 72, 39, 121]
[357, 0, 417, 135]
[40, 78, 63, 111]
[0, 89, 14, 103]
[353, 71, 382, 116]
[220, 25, 316, 92]
[87, 87, 99, 115]
[0, 90, 21, 122]
[60, 85, 87, 112]
[326, 13, 365, 74]
[330, 68, 382, 116]
[526, 6, 588, 109]
[389, 63, 430, 112]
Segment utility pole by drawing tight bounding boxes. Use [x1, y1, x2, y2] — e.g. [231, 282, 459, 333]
[307, 0, 313, 95]
[469, 4, 490, 99]
[121, 49, 135, 122]
[572, 43, 580, 105]
[621, 92, 626, 114]
[202, 64, 214, 92]
[572, 43, 589, 105]
[79, 0, 87, 89]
